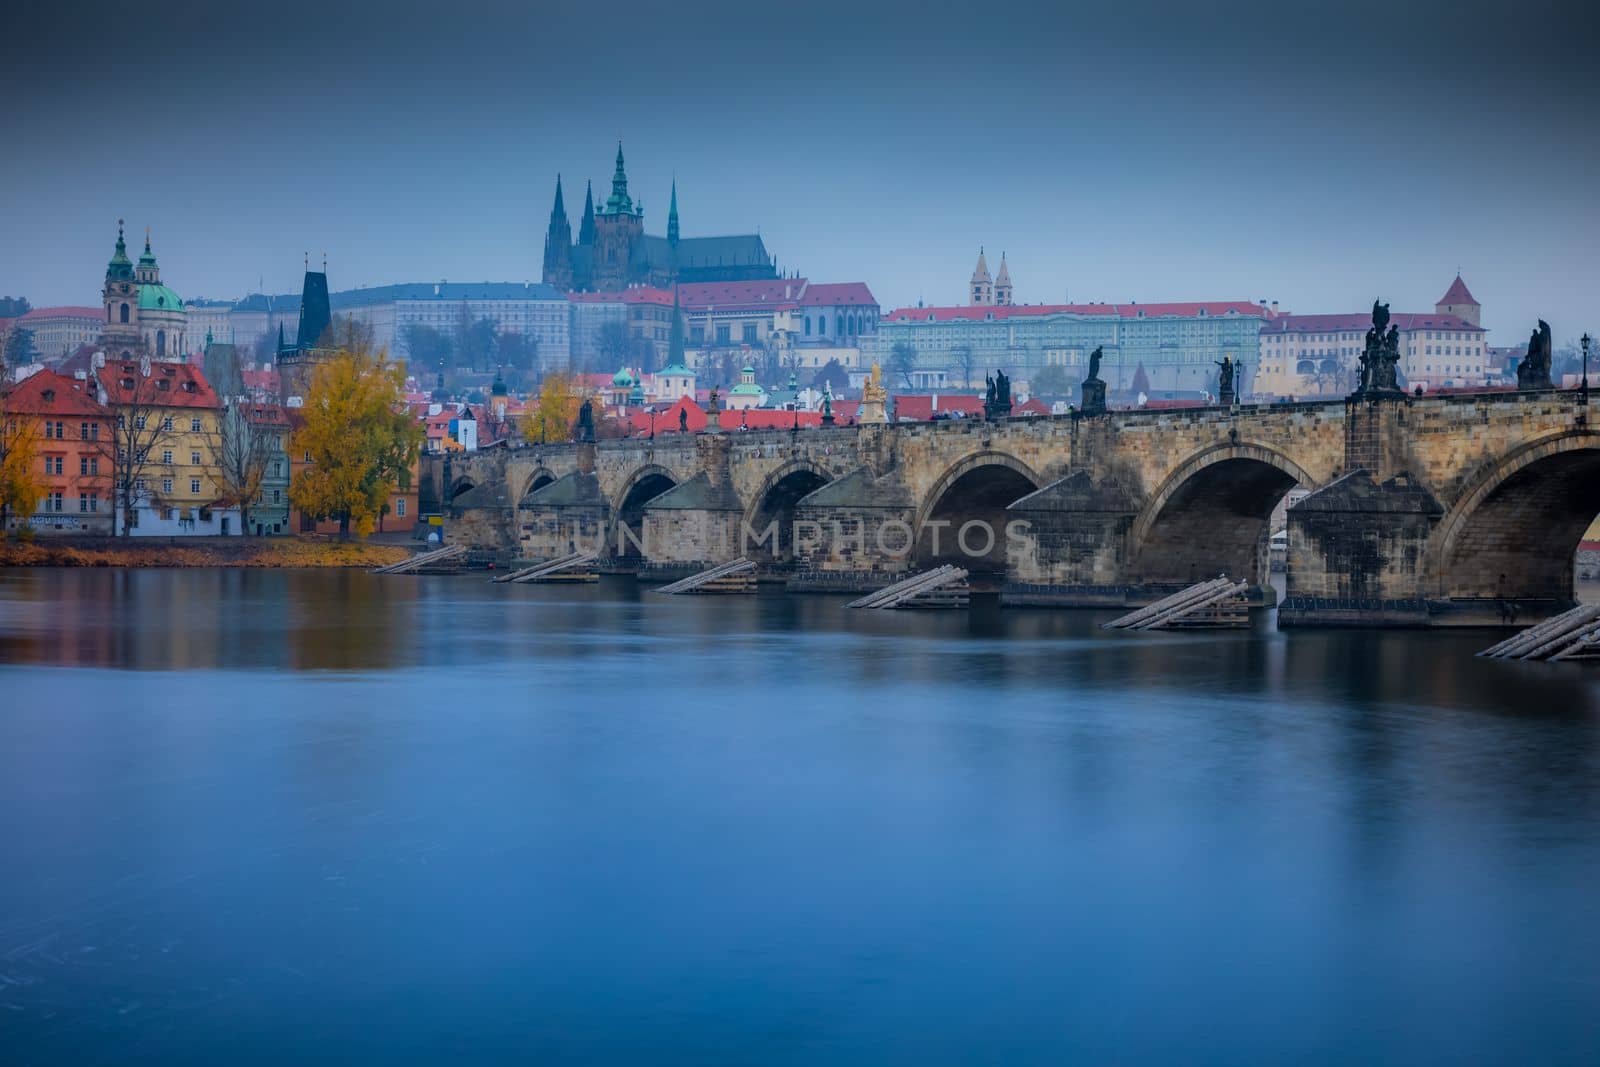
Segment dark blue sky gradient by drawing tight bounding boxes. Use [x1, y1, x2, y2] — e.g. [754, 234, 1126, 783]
[2, 0, 1595, 341]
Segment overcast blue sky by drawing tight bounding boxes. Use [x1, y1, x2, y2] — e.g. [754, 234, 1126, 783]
[2, 0, 1595, 342]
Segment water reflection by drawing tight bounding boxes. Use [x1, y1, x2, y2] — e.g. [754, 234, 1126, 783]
[3, 569, 1600, 1063]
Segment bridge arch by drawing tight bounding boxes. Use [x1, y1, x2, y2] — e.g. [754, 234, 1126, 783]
[1129, 442, 1314, 590]
[913, 450, 1042, 579]
[447, 476, 477, 503]
[743, 460, 833, 567]
[609, 464, 680, 566]
[517, 467, 557, 503]
[1428, 431, 1600, 604]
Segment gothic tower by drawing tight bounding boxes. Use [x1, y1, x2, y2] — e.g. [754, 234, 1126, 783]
[102, 219, 139, 349]
[592, 142, 645, 292]
[994, 252, 1013, 306]
[578, 179, 596, 246]
[668, 177, 680, 246]
[541, 175, 573, 290]
[970, 248, 993, 306]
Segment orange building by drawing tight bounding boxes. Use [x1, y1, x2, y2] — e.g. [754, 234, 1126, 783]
[286, 409, 419, 536]
[0, 370, 116, 534]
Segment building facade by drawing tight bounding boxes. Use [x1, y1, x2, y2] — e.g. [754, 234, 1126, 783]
[99, 222, 188, 363]
[1254, 277, 1490, 399]
[0, 369, 115, 534]
[18, 307, 103, 361]
[875, 300, 1269, 396]
[541, 145, 778, 293]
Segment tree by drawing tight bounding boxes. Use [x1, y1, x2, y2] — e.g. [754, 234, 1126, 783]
[0, 297, 30, 318]
[1031, 364, 1072, 397]
[4, 325, 36, 366]
[594, 320, 632, 372]
[496, 330, 539, 373]
[889, 342, 919, 390]
[289, 345, 422, 538]
[0, 392, 45, 532]
[812, 358, 849, 394]
[951, 345, 976, 388]
[401, 323, 453, 376]
[454, 302, 498, 373]
[211, 403, 275, 535]
[530, 372, 584, 443]
[99, 362, 197, 536]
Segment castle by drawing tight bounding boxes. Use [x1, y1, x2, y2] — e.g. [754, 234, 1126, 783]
[541, 144, 778, 293]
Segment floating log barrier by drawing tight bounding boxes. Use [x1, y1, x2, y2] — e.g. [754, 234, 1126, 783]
[494, 550, 599, 584]
[846, 565, 971, 610]
[655, 558, 757, 595]
[1479, 603, 1600, 661]
[1102, 576, 1251, 630]
[371, 543, 466, 575]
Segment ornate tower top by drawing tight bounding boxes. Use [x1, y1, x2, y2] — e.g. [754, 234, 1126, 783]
[549, 174, 568, 226]
[579, 180, 596, 244]
[107, 218, 134, 281]
[604, 142, 635, 216]
[994, 252, 1013, 306]
[970, 247, 994, 306]
[668, 177, 680, 245]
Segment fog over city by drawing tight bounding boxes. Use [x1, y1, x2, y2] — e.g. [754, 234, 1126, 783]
[2, 0, 1596, 340]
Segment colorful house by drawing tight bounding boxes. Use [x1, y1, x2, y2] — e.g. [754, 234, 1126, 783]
[0, 369, 116, 534]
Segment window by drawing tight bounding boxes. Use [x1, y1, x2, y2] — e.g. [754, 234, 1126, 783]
[43, 492, 64, 513]
[120, 303, 129, 323]
[715, 324, 730, 345]
[80, 456, 99, 476]
[78, 493, 99, 513]
[190, 418, 201, 433]
[272, 489, 281, 503]
[134, 478, 146, 491]
[742, 323, 757, 344]
[161, 478, 173, 494]
[396, 498, 407, 517]
[161, 417, 173, 431]
[190, 450, 201, 466]
[190, 478, 201, 494]
[162, 449, 174, 465]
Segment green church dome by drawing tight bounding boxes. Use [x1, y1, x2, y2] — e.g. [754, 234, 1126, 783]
[611, 364, 634, 386]
[138, 284, 184, 312]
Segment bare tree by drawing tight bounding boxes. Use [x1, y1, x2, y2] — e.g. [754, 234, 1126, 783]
[211, 402, 276, 535]
[99, 358, 201, 536]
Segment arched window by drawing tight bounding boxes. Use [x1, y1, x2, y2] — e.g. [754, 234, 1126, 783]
[156, 330, 166, 357]
[106, 304, 112, 323]
[836, 315, 844, 336]
[120, 303, 129, 323]
[803, 317, 811, 336]
[816, 315, 824, 335]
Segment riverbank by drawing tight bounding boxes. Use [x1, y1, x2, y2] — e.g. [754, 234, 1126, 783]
[0, 536, 411, 569]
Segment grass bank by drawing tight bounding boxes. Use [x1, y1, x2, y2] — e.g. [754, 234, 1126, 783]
[0, 537, 412, 569]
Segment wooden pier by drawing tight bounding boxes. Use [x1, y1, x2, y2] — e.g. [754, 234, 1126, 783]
[846, 566, 971, 610]
[371, 543, 466, 575]
[493, 551, 599, 584]
[1102, 576, 1250, 631]
[654, 558, 757, 595]
[1478, 604, 1600, 662]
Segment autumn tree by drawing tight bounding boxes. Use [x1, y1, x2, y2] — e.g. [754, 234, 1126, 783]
[0, 392, 46, 532]
[289, 345, 422, 538]
[530, 371, 584, 443]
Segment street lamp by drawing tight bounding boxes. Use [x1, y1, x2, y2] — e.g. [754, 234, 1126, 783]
[649, 410, 656, 439]
[1583, 333, 1592, 403]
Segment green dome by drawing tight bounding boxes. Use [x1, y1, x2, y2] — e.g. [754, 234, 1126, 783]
[137, 284, 184, 312]
[659, 360, 694, 376]
[611, 364, 634, 386]
[729, 381, 766, 396]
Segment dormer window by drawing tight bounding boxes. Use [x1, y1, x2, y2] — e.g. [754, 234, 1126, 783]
[156, 379, 170, 390]
[41, 389, 55, 402]
[120, 377, 135, 389]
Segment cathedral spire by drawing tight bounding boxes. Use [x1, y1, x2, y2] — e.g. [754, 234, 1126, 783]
[579, 180, 596, 244]
[668, 177, 680, 245]
[549, 174, 567, 226]
[666, 284, 685, 368]
[970, 247, 993, 306]
[605, 141, 633, 215]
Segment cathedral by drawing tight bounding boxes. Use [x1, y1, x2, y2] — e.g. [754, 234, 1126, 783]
[100, 220, 187, 361]
[542, 144, 777, 293]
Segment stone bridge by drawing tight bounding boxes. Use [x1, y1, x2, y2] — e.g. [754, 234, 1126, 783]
[425, 390, 1600, 626]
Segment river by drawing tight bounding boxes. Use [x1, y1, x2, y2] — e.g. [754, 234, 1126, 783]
[2, 569, 1598, 1064]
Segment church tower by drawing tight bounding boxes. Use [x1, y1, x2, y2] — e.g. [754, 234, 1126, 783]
[102, 219, 140, 350]
[541, 175, 574, 290]
[1435, 274, 1481, 327]
[970, 248, 993, 306]
[994, 252, 1013, 306]
[578, 179, 596, 246]
[593, 142, 645, 292]
[668, 178, 680, 246]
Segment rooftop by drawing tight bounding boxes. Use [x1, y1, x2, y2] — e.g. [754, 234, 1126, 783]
[883, 301, 1270, 324]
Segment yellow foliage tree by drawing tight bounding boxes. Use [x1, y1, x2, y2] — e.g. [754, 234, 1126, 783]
[0, 394, 46, 534]
[289, 344, 422, 538]
[532, 372, 585, 443]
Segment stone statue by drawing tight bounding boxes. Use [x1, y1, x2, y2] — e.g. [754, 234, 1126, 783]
[1372, 299, 1390, 336]
[576, 398, 595, 441]
[985, 373, 995, 405]
[1517, 319, 1554, 390]
[995, 370, 1010, 406]
[1215, 355, 1235, 405]
[821, 382, 835, 426]
[860, 363, 888, 423]
[983, 369, 1013, 419]
[679, 406, 688, 432]
[1080, 346, 1108, 416]
[1355, 300, 1403, 397]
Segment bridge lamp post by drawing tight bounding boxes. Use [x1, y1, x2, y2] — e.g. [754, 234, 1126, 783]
[1582, 333, 1591, 405]
[650, 410, 656, 439]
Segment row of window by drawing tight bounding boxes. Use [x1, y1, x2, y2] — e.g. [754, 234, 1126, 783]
[37, 493, 99, 513]
[39, 455, 101, 476]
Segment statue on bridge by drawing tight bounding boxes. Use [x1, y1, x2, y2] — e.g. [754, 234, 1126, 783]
[1517, 320, 1554, 390]
[1215, 355, 1236, 406]
[1355, 300, 1403, 397]
[1080, 346, 1108, 416]
[576, 398, 595, 442]
[983, 369, 1013, 419]
[679, 406, 688, 433]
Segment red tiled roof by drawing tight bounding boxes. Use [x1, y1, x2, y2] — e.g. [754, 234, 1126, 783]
[1013, 398, 1051, 416]
[96, 361, 220, 409]
[883, 301, 1269, 323]
[20, 305, 103, 322]
[1437, 275, 1478, 306]
[244, 403, 291, 426]
[1261, 312, 1484, 334]
[241, 368, 280, 392]
[1, 369, 111, 417]
[796, 282, 877, 307]
[677, 279, 808, 311]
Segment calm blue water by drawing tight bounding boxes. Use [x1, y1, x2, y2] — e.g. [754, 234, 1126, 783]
[2, 569, 1599, 1065]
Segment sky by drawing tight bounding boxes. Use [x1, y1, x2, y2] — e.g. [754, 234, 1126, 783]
[2, 0, 1596, 343]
